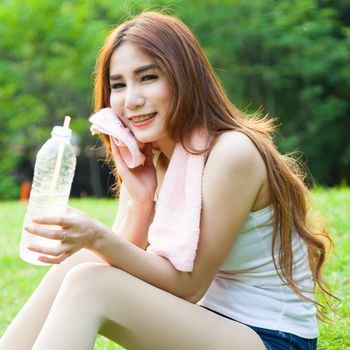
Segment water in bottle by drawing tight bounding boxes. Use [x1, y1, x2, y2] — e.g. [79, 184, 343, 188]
[20, 116, 76, 265]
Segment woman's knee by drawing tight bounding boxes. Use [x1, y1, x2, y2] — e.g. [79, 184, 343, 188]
[60, 262, 105, 293]
[55, 263, 124, 306]
[48, 262, 110, 321]
[52, 262, 141, 326]
[42, 249, 103, 289]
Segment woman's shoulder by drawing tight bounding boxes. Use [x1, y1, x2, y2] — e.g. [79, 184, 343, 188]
[206, 130, 270, 210]
[209, 130, 263, 169]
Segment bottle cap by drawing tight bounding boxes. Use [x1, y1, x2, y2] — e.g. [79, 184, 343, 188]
[51, 126, 72, 138]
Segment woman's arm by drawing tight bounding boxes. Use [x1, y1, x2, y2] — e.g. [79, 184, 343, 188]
[28, 132, 267, 302]
[112, 144, 159, 248]
[112, 182, 154, 249]
[91, 131, 267, 301]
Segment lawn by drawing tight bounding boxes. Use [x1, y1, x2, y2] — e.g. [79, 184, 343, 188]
[0, 188, 349, 349]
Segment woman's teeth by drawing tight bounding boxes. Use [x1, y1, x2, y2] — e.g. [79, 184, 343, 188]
[132, 113, 156, 123]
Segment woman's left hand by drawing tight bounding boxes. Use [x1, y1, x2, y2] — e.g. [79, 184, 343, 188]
[25, 206, 100, 264]
[112, 142, 157, 207]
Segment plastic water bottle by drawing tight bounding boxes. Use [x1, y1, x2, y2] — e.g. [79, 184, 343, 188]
[20, 116, 76, 265]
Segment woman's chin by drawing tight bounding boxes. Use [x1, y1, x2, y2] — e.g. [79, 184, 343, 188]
[134, 135, 154, 144]
[133, 131, 163, 145]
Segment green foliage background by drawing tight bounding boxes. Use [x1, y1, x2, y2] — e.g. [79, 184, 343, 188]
[0, 0, 349, 199]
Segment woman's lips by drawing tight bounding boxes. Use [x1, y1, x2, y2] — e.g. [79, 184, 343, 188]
[130, 112, 157, 128]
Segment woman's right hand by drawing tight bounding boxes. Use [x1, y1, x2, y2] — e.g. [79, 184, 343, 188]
[112, 142, 157, 207]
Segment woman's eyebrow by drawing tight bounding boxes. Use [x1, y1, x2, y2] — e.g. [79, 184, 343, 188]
[135, 63, 159, 74]
[110, 64, 159, 81]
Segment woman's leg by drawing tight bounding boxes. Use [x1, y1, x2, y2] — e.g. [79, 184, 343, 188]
[32, 263, 266, 350]
[0, 249, 105, 350]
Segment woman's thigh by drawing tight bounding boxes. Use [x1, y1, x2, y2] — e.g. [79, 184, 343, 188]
[64, 263, 266, 350]
[0, 250, 105, 350]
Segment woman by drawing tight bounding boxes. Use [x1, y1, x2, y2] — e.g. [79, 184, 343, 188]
[0, 11, 333, 350]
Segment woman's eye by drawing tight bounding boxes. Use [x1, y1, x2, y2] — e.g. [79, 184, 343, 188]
[141, 74, 158, 82]
[111, 82, 125, 90]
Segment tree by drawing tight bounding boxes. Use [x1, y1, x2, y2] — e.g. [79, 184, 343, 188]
[0, 0, 349, 199]
[178, 0, 350, 184]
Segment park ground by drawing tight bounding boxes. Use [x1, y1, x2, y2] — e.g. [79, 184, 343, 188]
[0, 187, 349, 349]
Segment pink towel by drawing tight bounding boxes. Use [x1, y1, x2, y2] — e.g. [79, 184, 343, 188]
[147, 132, 206, 271]
[89, 108, 145, 168]
[89, 108, 207, 271]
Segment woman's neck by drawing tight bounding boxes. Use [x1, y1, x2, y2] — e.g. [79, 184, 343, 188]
[153, 137, 176, 160]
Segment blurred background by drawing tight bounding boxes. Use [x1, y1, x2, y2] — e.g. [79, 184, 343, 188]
[0, 0, 349, 200]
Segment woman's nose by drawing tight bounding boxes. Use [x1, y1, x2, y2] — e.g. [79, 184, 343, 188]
[125, 86, 145, 110]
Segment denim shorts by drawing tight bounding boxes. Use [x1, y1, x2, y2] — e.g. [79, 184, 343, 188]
[201, 306, 317, 350]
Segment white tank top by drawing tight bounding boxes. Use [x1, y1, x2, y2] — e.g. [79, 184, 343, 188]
[198, 205, 319, 339]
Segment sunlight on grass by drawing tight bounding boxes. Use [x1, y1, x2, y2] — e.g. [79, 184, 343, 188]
[0, 189, 349, 349]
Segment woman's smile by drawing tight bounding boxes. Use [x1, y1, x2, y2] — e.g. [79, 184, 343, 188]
[129, 112, 157, 127]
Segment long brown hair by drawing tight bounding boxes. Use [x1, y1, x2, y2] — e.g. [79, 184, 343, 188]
[93, 11, 334, 317]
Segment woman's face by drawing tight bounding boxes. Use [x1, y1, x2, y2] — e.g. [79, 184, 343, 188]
[109, 42, 172, 146]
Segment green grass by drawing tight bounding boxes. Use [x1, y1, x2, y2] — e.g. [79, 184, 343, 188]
[0, 198, 122, 349]
[0, 189, 349, 349]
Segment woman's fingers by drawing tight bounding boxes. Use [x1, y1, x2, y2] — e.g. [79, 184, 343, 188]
[143, 143, 155, 168]
[38, 251, 72, 265]
[31, 214, 76, 227]
[28, 242, 71, 257]
[112, 144, 129, 176]
[24, 206, 96, 265]
[111, 143, 124, 166]
[112, 141, 154, 169]
[25, 224, 66, 240]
